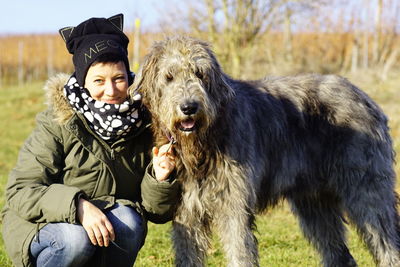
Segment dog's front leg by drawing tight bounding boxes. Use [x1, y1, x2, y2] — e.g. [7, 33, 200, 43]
[172, 212, 211, 267]
[214, 205, 259, 267]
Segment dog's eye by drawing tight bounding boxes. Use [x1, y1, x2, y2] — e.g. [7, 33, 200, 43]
[195, 70, 203, 80]
[166, 74, 173, 82]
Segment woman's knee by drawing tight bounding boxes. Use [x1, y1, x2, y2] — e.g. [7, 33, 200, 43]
[58, 223, 95, 256]
[31, 223, 96, 265]
[106, 205, 146, 246]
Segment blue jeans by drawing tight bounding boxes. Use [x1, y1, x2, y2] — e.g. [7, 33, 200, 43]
[30, 204, 146, 267]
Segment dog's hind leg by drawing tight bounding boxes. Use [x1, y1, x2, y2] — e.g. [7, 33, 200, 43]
[288, 193, 358, 267]
[342, 174, 400, 267]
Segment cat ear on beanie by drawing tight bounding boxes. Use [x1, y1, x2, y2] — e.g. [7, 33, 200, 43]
[107, 14, 124, 31]
[59, 27, 75, 43]
[58, 13, 132, 86]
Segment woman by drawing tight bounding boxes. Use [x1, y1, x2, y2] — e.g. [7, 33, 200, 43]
[1, 14, 179, 267]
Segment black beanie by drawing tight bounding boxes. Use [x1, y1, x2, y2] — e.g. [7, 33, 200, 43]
[59, 14, 132, 86]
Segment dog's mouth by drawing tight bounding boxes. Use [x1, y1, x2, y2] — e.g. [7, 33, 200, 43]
[178, 118, 196, 132]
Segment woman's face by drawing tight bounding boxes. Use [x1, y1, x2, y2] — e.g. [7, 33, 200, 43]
[84, 61, 128, 104]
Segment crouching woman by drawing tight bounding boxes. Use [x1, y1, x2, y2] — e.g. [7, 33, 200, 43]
[1, 14, 179, 267]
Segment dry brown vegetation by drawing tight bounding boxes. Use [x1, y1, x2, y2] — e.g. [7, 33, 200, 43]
[1, 31, 399, 85]
[1, 0, 399, 86]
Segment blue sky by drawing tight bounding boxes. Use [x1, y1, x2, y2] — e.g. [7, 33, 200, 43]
[2, 1, 398, 35]
[0, 0, 166, 35]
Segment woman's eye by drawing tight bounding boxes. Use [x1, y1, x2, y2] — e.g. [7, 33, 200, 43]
[94, 79, 104, 84]
[115, 76, 126, 82]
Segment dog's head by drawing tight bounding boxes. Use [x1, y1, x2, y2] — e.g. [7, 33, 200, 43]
[130, 36, 234, 141]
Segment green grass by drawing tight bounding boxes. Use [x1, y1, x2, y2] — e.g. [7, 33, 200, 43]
[0, 81, 47, 266]
[0, 74, 399, 266]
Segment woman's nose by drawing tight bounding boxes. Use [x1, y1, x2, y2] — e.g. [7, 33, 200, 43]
[104, 81, 118, 96]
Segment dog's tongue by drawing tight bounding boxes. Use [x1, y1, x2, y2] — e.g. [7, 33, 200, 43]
[181, 119, 195, 129]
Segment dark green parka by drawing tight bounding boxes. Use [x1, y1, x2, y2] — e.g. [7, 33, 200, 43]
[1, 74, 180, 267]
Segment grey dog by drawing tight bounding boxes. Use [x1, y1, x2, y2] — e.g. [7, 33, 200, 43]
[132, 36, 400, 267]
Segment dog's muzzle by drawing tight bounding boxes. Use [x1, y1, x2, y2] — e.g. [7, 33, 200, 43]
[178, 101, 199, 132]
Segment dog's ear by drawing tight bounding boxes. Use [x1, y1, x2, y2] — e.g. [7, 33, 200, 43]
[216, 72, 235, 100]
[195, 39, 235, 105]
[207, 52, 235, 105]
[129, 41, 163, 108]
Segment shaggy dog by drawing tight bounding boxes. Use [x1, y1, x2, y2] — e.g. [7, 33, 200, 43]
[132, 36, 400, 267]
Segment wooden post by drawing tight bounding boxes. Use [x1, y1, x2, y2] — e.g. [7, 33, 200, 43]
[0, 51, 2, 88]
[362, 33, 369, 69]
[351, 37, 359, 73]
[18, 41, 24, 85]
[0, 62, 2, 89]
[283, 6, 293, 62]
[132, 18, 141, 73]
[362, 1, 369, 69]
[47, 38, 54, 78]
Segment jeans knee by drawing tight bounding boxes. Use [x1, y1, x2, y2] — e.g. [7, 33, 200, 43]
[106, 205, 146, 248]
[61, 225, 95, 257]
[30, 223, 96, 266]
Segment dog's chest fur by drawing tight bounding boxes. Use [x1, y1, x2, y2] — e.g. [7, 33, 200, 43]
[175, 152, 254, 223]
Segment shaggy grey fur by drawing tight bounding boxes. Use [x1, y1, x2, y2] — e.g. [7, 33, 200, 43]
[132, 36, 400, 267]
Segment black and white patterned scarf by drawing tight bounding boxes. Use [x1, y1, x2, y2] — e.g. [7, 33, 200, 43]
[63, 75, 143, 143]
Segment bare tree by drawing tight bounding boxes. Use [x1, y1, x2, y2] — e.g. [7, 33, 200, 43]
[377, 0, 400, 79]
[160, 0, 284, 77]
[211, 0, 283, 77]
[281, 0, 331, 63]
[154, 0, 399, 78]
[176, 0, 326, 76]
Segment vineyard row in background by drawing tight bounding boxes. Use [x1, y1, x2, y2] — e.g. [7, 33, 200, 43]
[1, 0, 399, 86]
[1, 31, 399, 87]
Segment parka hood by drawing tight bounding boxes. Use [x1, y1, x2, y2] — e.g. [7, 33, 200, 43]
[43, 73, 74, 124]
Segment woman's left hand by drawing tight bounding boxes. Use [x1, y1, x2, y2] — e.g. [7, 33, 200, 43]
[152, 143, 176, 181]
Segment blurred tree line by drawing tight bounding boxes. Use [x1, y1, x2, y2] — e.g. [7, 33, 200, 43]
[0, 0, 399, 86]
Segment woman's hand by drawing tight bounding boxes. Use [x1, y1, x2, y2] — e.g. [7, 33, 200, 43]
[77, 198, 115, 247]
[152, 143, 176, 181]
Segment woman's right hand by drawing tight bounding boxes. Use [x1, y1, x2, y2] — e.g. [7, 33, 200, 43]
[152, 143, 176, 181]
[77, 198, 115, 247]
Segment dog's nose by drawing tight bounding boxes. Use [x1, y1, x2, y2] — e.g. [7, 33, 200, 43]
[180, 102, 198, 115]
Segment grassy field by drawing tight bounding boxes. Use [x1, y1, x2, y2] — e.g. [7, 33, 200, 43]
[0, 73, 399, 266]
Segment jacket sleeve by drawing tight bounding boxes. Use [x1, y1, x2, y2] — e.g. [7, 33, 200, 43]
[5, 110, 82, 224]
[140, 162, 180, 224]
